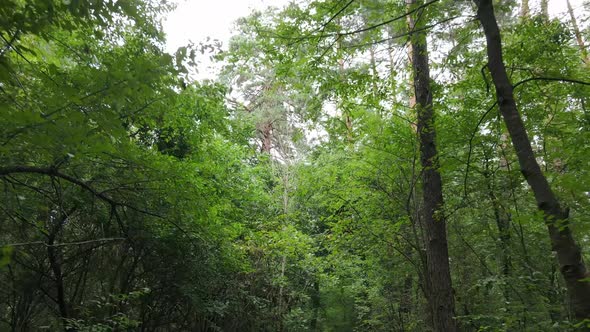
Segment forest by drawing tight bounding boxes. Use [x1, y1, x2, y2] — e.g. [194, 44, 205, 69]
[1, 0, 590, 331]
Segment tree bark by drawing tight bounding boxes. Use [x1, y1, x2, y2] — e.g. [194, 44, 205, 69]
[474, 0, 590, 320]
[520, 0, 529, 18]
[47, 209, 76, 331]
[259, 121, 273, 153]
[407, 1, 458, 331]
[566, 0, 590, 65]
[407, 11, 417, 111]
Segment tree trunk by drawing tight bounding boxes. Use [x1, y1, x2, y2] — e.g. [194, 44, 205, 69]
[259, 121, 273, 153]
[47, 209, 76, 331]
[407, 12, 417, 111]
[406, 2, 431, 327]
[566, 0, 589, 65]
[541, 0, 549, 20]
[520, 0, 529, 18]
[474, 0, 590, 320]
[407, 1, 457, 331]
[406, 7, 418, 133]
[336, 20, 353, 143]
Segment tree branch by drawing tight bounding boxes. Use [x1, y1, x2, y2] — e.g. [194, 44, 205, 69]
[1, 238, 126, 248]
[0, 166, 163, 218]
[513, 76, 590, 89]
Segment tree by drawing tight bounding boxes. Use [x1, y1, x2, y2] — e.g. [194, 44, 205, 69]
[406, 1, 458, 331]
[0, 1, 302, 330]
[474, 0, 590, 321]
[566, 0, 590, 64]
[3, 0, 590, 330]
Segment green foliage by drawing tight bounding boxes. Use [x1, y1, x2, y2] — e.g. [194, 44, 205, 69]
[2, 0, 590, 331]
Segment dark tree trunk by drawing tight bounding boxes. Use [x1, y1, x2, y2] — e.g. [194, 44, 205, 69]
[475, 0, 590, 320]
[259, 121, 273, 153]
[47, 245, 70, 330]
[407, 1, 457, 331]
[46, 209, 76, 331]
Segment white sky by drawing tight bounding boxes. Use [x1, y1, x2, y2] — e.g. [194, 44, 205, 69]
[163, 0, 290, 53]
[163, 0, 291, 78]
[548, 0, 586, 20]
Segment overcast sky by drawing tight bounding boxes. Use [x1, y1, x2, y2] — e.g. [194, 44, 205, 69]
[163, 0, 290, 53]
